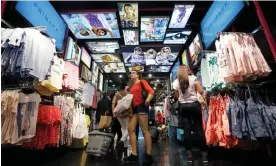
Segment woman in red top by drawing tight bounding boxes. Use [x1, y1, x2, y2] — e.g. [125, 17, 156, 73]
[124, 71, 154, 164]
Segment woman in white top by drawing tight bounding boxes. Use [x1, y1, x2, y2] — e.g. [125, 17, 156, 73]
[173, 65, 207, 163]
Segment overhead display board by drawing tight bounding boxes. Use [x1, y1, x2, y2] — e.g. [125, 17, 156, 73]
[200, 1, 245, 48]
[86, 41, 120, 53]
[98, 63, 126, 73]
[168, 4, 195, 29]
[81, 48, 92, 68]
[123, 30, 139, 45]
[118, 3, 139, 28]
[140, 16, 170, 42]
[188, 34, 202, 67]
[61, 13, 120, 39]
[15, 1, 67, 51]
[64, 37, 81, 66]
[164, 30, 192, 44]
[91, 54, 122, 63]
[146, 66, 171, 72]
[122, 46, 181, 66]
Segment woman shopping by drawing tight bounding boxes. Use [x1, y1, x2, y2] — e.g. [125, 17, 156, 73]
[112, 84, 132, 154]
[124, 71, 154, 164]
[173, 65, 207, 162]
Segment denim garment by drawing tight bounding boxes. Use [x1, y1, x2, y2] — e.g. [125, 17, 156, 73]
[230, 98, 243, 139]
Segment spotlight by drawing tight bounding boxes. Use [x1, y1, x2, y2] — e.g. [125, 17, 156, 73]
[119, 75, 122, 78]
[113, 84, 115, 87]
[109, 80, 112, 82]
[157, 79, 160, 82]
[149, 74, 152, 77]
[154, 87, 156, 90]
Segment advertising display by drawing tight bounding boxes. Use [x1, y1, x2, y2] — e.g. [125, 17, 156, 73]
[171, 59, 180, 83]
[91, 54, 121, 63]
[181, 50, 189, 67]
[123, 30, 139, 45]
[81, 48, 92, 68]
[146, 66, 171, 73]
[123, 46, 180, 66]
[128, 66, 144, 72]
[169, 4, 195, 29]
[140, 16, 169, 42]
[164, 30, 192, 44]
[64, 37, 81, 66]
[118, 3, 138, 28]
[98, 72, 103, 91]
[99, 63, 126, 73]
[91, 62, 99, 87]
[200, 1, 245, 48]
[15, 1, 67, 51]
[61, 13, 120, 39]
[86, 41, 120, 53]
[188, 34, 202, 67]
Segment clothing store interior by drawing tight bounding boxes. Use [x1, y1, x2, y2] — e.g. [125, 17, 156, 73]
[1, 1, 276, 166]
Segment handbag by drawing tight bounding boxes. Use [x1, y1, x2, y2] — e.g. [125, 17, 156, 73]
[98, 113, 112, 129]
[140, 80, 155, 104]
[114, 91, 133, 116]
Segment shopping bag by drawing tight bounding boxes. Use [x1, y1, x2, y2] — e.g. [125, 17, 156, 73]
[98, 115, 112, 129]
[114, 93, 133, 115]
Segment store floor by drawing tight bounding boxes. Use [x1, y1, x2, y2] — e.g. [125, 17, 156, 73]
[2, 138, 275, 166]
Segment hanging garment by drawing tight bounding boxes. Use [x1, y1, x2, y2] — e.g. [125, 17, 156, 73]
[63, 62, 79, 90]
[81, 83, 94, 107]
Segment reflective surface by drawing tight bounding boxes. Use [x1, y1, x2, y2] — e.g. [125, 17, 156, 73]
[2, 138, 275, 166]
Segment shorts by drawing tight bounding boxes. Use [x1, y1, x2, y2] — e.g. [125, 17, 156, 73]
[133, 104, 149, 115]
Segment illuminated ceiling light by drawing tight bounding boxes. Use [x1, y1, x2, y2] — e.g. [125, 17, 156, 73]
[119, 75, 123, 78]
[113, 84, 115, 87]
[157, 79, 160, 82]
[109, 80, 113, 82]
[154, 87, 156, 90]
[149, 74, 152, 77]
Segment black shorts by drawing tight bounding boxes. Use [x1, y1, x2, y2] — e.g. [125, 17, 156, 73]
[133, 104, 149, 115]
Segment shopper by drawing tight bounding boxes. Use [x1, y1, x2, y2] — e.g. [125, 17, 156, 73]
[95, 93, 110, 129]
[173, 65, 207, 162]
[112, 84, 132, 152]
[124, 71, 154, 164]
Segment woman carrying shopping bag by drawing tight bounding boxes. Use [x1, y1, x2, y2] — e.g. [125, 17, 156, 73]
[112, 84, 133, 153]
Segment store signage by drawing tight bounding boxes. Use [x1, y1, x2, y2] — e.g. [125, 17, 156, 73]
[15, 1, 67, 51]
[200, 0, 245, 48]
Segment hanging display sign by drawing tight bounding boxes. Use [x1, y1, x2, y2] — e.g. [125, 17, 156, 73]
[200, 1, 245, 48]
[64, 37, 81, 66]
[15, 1, 67, 51]
[81, 48, 92, 69]
[181, 50, 189, 67]
[118, 3, 139, 28]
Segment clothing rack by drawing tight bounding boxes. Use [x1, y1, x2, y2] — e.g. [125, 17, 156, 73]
[202, 50, 217, 58]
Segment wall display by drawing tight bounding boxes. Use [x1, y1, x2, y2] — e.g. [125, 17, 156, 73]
[181, 50, 189, 67]
[91, 62, 99, 87]
[61, 13, 120, 39]
[118, 3, 138, 28]
[171, 59, 180, 82]
[200, 1, 245, 48]
[15, 1, 67, 51]
[91, 54, 121, 63]
[169, 5, 195, 29]
[64, 37, 81, 66]
[188, 34, 202, 67]
[128, 66, 144, 72]
[81, 48, 92, 68]
[98, 72, 103, 91]
[164, 30, 192, 44]
[98, 63, 126, 73]
[140, 16, 170, 42]
[123, 30, 139, 45]
[122, 46, 180, 66]
[86, 41, 120, 53]
[81, 64, 92, 81]
[146, 66, 171, 73]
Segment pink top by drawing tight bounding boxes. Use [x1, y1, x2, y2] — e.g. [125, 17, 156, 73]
[63, 62, 79, 90]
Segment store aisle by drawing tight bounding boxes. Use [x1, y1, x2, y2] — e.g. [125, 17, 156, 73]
[2, 138, 275, 166]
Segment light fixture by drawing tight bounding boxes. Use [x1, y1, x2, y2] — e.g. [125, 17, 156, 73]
[109, 80, 113, 82]
[157, 79, 160, 82]
[148, 74, 152, 77]
[153, 87, 156, 90]
[113, 84, 115, 87]
[119, 75, 122, 78]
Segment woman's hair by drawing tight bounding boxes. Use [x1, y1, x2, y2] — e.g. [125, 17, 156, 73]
[97, 28, 108, 36]
[128, 71, 142, 89]
[119, 83, 127, 91]
[177, 65, 190, 94]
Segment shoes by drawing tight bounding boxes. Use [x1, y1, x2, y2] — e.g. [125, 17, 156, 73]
[186, 150, 193, 163]
[123, 153, 138, 163]
[143, 153, 153, 164]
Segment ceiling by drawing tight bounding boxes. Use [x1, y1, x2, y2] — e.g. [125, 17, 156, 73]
[50, 1, 213, 75]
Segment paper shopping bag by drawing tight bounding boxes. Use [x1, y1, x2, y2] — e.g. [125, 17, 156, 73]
[98, 115, 112, 129]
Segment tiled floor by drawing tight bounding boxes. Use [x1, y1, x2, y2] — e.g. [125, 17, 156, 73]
[2, 138, 275, 166]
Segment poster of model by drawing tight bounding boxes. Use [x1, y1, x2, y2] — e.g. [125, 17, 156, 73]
[164, 30, 192, 44]
[91, 54, 121, 63]
[118, 3, 138, 28]
[146, 66, 171, 72]
[99, 63, 126, 73]
[86, 41, 120, 53]
[123, 46, 180, 66]
[81, 48, 92, 68]
[188, 34, 202, 67]
[61, 13, 120, 39]
[91, 62, 99, 87]
[64, 37, 81, 66]
[140, 16, 169, 42]
[181, 50, 189, 67]
[123, 30, 139, 45]
[169, 5, 195, 28]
